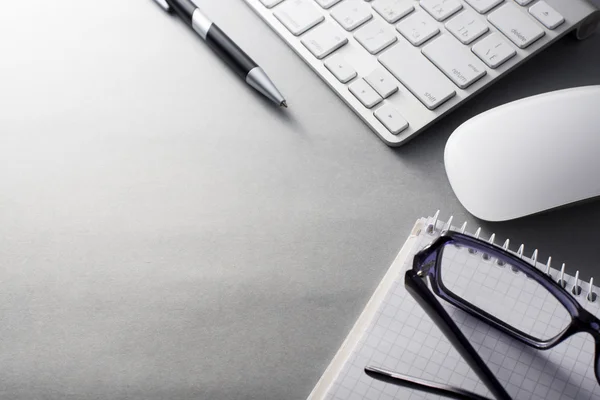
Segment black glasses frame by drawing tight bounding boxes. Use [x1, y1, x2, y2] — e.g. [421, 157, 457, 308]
[366, 231, 600, 400]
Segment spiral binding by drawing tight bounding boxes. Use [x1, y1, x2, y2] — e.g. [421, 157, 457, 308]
[425, 210, 598, 304]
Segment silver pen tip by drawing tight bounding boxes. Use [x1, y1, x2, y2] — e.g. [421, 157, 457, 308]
[280, 100, 288, 108]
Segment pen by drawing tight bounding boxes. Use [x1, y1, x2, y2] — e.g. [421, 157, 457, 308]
[153, 0, 287, 108]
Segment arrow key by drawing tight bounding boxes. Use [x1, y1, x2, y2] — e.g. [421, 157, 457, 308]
[374, 104, 409, 134]
[324, 54, 357, 83]
[365, 68, 399, 98]
[349, 79, 383, 108]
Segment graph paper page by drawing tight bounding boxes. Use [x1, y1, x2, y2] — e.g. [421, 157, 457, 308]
[322, 219, 600, 400]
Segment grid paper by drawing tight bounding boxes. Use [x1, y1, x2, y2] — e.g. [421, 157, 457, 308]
[323, 220, 600, 400]
[441, 245, 573, 344]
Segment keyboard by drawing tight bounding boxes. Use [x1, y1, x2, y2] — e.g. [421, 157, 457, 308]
[244, 0, 600, 146]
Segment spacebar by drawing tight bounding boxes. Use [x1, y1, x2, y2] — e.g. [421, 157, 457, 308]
[378, 42, 456, 110]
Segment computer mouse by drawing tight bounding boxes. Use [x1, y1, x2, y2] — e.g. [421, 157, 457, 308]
[444, 85, 600, 222]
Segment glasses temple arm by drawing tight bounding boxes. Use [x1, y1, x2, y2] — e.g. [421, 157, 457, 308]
[365, 366, 493, 400]
[405, 270, 513, 400]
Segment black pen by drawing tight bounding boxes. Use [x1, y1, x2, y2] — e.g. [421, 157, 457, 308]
[153, 0, 287, 108]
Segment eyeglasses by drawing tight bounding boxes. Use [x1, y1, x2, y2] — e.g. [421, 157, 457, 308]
[365, 231, 600, 400]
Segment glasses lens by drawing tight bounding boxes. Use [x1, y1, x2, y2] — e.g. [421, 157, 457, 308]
[439, 242, 572, 341]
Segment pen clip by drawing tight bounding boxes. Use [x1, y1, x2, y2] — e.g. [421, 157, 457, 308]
[152, 0, 172, 12]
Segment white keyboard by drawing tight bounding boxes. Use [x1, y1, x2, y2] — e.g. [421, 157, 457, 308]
[245, 0, 600, 146]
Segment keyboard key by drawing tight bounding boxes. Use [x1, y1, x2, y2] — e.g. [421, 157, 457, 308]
[463, 0, 502, 14]
[372, 0, 414, 24]
[445, 11, 489, 44]
[514, 0, 534, 5]
[420, 0, 463, 22]
[301, 22, 348, 59]
[349, 79, 383, 108]
[488, 4, 545, 49]
[422, 35, 487, 89]
[365, 68, 398, 97]
[379, 40, 456, 109]
[396, 11, 440, 46]
[472, 32, 516, 68]
[354, 20, 398, 54]
[330, 0, 373, 31]
[374, 104, 409, 134]
[259, 0, 285, 8]
[529, 1, 565, 30]
[324, 54, 357, 82]
[314, 0, 343, 9]
[274, 0, 325, 36]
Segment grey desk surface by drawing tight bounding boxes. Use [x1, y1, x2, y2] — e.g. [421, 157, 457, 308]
[1, 0, 599, 399]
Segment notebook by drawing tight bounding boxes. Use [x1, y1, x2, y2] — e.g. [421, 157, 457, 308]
[309, 213, 600, 400]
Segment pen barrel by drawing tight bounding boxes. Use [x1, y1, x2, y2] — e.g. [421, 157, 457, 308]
[166, 0, 195, 25]
[205, 25, 257, 79]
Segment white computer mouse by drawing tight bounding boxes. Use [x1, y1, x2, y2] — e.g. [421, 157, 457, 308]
[445, 85, 600, 222]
